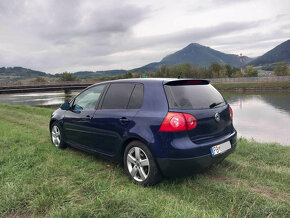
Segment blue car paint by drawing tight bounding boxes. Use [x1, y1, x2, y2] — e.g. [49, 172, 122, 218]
[50, 78, 237, 175]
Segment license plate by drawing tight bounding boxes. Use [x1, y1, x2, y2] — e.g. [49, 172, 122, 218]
[210, 141, 231, 157]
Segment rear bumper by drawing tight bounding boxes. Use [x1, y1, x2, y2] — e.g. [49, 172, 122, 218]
[156, 136, 237, 177]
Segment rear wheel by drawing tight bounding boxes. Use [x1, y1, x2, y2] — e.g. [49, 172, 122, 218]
[124, 141, 162, 186]
[50, 122, 66, 149]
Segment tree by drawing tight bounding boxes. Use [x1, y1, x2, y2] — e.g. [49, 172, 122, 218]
[218, 66, 228, 78]
[121, 72, 133, 79]
[244, 65, 258, 77]
[178, 63, 192, 78]
[34, 76, 46, 83]
[155, 65, 169, 78]
[15, 80, 23, 85]
[209, 62, 222, 78]
[274, 62, 289, 76]
[59, 72, 77, 81]
[126, 71, 133, 78]
[224, 64, 239, 78]
[231, 70, 243, 78]
[169, 63, 191, 78]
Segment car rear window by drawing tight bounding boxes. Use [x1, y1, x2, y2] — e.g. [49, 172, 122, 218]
[164, 84, 226, 109]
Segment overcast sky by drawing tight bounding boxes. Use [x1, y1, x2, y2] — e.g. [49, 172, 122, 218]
[0, 0, 290, 74]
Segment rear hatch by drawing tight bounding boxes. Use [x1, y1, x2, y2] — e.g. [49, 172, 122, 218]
[164, 80, 233, 144]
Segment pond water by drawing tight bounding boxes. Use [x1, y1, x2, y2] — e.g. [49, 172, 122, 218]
[222, 91, 290, 146]
[0, 91, 79, 107]
[0, 90, 289, 145]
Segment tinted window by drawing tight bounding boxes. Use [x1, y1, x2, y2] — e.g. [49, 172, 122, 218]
[164, 84, 225, 109]
[102, 83, 134, 109]
[73, 85, 105, 111]
[128, 84, 144, 109]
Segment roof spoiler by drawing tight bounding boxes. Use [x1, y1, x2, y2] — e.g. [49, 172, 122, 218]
[164, 79, 210, 86]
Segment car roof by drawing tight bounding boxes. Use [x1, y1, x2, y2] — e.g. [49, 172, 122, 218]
[94, 78, 210, 86]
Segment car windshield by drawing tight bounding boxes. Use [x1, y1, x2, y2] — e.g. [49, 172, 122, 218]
[164, 84, 226, 110]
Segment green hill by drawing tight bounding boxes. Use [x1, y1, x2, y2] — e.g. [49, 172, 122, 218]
[248, 39, 290, 66]
[0, 67, 47, 82]
[131, 43, 253, 72]
[5, 40, 290, 81]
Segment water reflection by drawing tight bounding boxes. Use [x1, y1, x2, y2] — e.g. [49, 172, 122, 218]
[222, 92, 290, 146]
[0, 91, 79, 107]
[0, 90, 289, 145]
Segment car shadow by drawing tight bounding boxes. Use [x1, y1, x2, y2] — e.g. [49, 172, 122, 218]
[66, 145, 216, 186]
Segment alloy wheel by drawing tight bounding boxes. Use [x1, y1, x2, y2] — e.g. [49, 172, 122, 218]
[51, 125, 61, 147]
[127, 147, 150, 182]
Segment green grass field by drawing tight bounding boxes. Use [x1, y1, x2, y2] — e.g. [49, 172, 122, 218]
[0, 104, 289, 217]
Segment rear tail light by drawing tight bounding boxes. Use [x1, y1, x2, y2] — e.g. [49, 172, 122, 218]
[183, 113, 197, 130]
[159, 112, 197, 132]
[229, 106, 233, 121]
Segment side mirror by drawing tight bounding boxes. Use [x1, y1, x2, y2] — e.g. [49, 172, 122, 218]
[60, 102, 70, 110]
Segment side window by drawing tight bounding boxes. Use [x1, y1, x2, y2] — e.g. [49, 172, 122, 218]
[128, 84, 144, 109]
[101, 83, 134, 109]
[73, 85, 105, 111]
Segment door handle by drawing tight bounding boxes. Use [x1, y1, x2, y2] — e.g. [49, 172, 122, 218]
[120, 117, 129, 123]
[86, 115, 91, 118]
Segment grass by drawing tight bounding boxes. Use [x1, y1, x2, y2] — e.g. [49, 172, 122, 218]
[0, 104, 289, 217]
[212, 81, 290, 90]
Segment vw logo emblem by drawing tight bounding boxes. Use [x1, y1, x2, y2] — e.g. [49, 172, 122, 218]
[215, 113, 220, 122]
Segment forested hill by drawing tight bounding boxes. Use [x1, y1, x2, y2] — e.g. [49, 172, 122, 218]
[131, 43, 252, 72]
[0, 67, 47, 82]
[248, 39, 290, 66]
[3, 39, 290, 81]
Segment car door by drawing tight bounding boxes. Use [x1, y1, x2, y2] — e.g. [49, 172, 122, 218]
[63, 84, 106, 147]
[91, 83, 144, 156]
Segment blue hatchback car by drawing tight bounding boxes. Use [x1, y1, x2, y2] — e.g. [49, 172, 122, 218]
[50, 78, 237, 186]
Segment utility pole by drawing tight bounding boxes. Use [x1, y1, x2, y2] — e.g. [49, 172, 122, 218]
[239, 53, 244, 73]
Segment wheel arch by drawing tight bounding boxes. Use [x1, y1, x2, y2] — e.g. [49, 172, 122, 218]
[49, 119, 58, 131]
[121, 135, 163, 185]
[49, 118, 64, 131]
[119, 135, 161, 173]
[120, 136, 152, 161]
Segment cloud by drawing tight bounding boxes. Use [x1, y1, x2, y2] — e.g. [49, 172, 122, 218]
[0, 0, 290, 73]
[0, 0, 150, 72]
[133, 21, 261, 49]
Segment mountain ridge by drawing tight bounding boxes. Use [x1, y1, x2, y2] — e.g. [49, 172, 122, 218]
[0, 67, 48, 82]
[247, 39, 290, 66]
[131, 43, 253, 72]
[2, 39, 290, 82]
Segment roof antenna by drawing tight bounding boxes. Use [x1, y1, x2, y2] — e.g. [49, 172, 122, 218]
[178, 72, 182, 79]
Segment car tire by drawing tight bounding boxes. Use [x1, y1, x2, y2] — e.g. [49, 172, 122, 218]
[124, 140, 162, 186]
[50, 122, 67, 149]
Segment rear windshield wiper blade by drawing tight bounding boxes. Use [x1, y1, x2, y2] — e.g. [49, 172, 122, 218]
[209, 102, 223, 108]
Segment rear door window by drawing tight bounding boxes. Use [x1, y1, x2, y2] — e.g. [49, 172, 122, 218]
[127, 84, 144, 109]
[101, 83, 135, 109]
[164, 84, 225, 109]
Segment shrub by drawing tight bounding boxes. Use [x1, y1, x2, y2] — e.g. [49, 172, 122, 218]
[59, 72, 77, 81]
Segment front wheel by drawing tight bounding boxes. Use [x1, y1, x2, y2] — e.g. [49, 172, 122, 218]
[124, 141, 162, 186]
[50, 122, 66, 149]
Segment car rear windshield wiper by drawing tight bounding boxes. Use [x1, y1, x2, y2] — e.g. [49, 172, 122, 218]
[209, 101, 223, 108]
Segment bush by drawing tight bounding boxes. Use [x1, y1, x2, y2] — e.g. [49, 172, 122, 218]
[231, 70, 243, 78]
[274, 62, 289, 76]
[244, 65, 258, 77]
[59, 72, 77, 81]
[34, 77, 46, 83]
